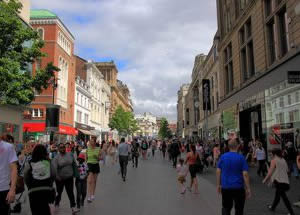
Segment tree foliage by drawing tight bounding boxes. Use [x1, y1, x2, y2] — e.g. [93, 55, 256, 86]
[158, 117, 172, 139]
[109, 106, 139, 136]
[0, 0, 59, 105]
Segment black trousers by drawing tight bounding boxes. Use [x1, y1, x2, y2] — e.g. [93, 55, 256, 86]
[0, 190, 9, 215]
[271, 182, 294, 214]
[162, 150, 166, 158]
[55, 177, 76, 208]
[75, 178, 87, 208]
[132, 155, 138, 168]
[119, 155, 128, 178]
[29, 190, 51, 215]
[172, 155, 178, 167]
[222, 188, 246, 215]
[257, 160, 267, 176]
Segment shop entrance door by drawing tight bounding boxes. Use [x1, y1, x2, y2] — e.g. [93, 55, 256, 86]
[239, 105, 262, 142]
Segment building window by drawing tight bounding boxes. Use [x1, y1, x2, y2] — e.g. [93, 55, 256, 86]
[77, 111, 82, 123]
[276, 112, 284, 124]
[84, 114, 88, 124]
[37, 28, 44, 40]
[296, 92, 300, 103]
[289, 111, 294, 122]
[265, 1, 289, 65]
[239, 18, 255, 81]
[294, 110, 300, 122]
[224, 43, 234, 94]
[32, 109, 43, 117]
[288, 95, 292, 105]
[279, 97, 284, 107]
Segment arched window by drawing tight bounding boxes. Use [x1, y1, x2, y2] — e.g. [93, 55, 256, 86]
[37, 28, 44, 40]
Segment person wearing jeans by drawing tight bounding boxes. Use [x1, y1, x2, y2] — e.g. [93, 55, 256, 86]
[217, 138, 251, 215]
[52, 144, 78, 213]
[0, 135, 18, 215]
[118, 138, 130, 181]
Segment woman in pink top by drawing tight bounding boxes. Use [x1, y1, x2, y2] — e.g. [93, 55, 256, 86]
[185, 144, 200, 194]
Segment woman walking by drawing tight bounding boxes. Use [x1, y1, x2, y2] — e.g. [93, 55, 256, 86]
[107, 140, 117, 165]
[255, 142, 267, 177]
[86, 138, 101, 202]
[52, 143, 79, 213]
[161, 140, 167, 159]
[185, 144, 199, 194]
[263, 149, 295, 215]
[24, 144, 55, 215]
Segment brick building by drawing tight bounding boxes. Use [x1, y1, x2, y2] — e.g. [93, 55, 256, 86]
[23, 10, 77, 142]
[216, 0, 300, 147]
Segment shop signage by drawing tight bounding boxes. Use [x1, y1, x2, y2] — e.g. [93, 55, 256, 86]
[288, 71, 300, 84]
[75, 122, 94, 131]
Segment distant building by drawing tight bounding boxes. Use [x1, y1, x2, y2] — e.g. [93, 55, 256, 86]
[135, 113, 158, 138]
[95, 62, 133, 120]
[177, 84, 189, 138]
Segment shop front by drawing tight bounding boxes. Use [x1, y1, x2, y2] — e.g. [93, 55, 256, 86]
[219, 51, 300, 150]
[0, 105, 24, 142]
[23, 122, 77, 143]
[75, 122, 94, 142]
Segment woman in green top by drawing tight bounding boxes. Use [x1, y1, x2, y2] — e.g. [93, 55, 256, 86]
[86, 138, 101, 202]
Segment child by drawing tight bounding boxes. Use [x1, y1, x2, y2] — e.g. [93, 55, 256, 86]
[176, 158, 188, 194]
[76, 153, 88, 210]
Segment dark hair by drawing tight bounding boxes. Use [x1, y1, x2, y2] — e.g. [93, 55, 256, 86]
[121, 137, 125, 143]
[272, 148, 283, 158]
[31, 144, 48, 162]
[191, 144, 196, 154]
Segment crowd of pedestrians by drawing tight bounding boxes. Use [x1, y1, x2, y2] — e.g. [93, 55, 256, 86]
[1, 132, 300, 215]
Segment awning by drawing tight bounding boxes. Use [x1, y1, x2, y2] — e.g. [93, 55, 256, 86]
[23, 123, 78, 136]
[23, 122, 45, 132]
[90, 130, 101, 137]
[78, 129, 93, 136]
[58, 125, 78, 136]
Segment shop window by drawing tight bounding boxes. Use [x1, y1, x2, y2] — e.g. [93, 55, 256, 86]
[276, 112, 284, 124]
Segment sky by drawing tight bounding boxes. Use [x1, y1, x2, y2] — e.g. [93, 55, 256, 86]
[31, 0, 218, 121]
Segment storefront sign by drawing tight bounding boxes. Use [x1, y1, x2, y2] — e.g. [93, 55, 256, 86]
[288, 71, 300, 84]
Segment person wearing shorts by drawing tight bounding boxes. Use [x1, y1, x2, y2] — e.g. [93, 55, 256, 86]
[86, 139, 101, 202]
[185, 144, 199, 194]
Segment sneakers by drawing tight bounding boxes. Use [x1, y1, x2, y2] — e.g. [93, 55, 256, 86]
[71, 207, 80, 214]
[91, 195, 95, 201]
[87, 197, 92, 203]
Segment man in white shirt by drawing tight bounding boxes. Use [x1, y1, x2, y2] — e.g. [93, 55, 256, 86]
[0, 134, 18, 215]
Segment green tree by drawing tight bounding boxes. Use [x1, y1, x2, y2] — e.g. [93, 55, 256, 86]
[109, 106, 139, 136]
[158, 117, 172, 139]
[0, 0, 59, 105]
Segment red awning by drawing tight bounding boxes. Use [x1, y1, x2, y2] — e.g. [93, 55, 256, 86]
[58, 125, 78, 136]
[23, 123, 78, 136]
[23, 122, 45, 133]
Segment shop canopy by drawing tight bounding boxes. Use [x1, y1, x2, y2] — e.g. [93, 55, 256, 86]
[23, 122, 78, 136]
[78, 129, 93, 136]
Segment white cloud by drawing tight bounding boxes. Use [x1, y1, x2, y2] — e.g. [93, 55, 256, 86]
[31, 0, 217, 120]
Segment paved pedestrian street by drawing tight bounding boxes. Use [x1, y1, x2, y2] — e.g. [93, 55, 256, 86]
[19, 155, 300, 215]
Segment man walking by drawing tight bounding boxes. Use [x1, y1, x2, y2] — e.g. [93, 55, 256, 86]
[118, 138, 130, 181]
[216, 138, 251, 215]
[0, 135, 18, 215]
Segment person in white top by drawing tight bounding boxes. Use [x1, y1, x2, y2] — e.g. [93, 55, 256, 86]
[263, 148, 295, 215]
[0, 134, 18, 215]
[176, 158, 188, 194]
[255, 142, 267, 177]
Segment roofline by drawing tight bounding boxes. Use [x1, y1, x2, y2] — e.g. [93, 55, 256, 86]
[30, 16, 75, 41]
